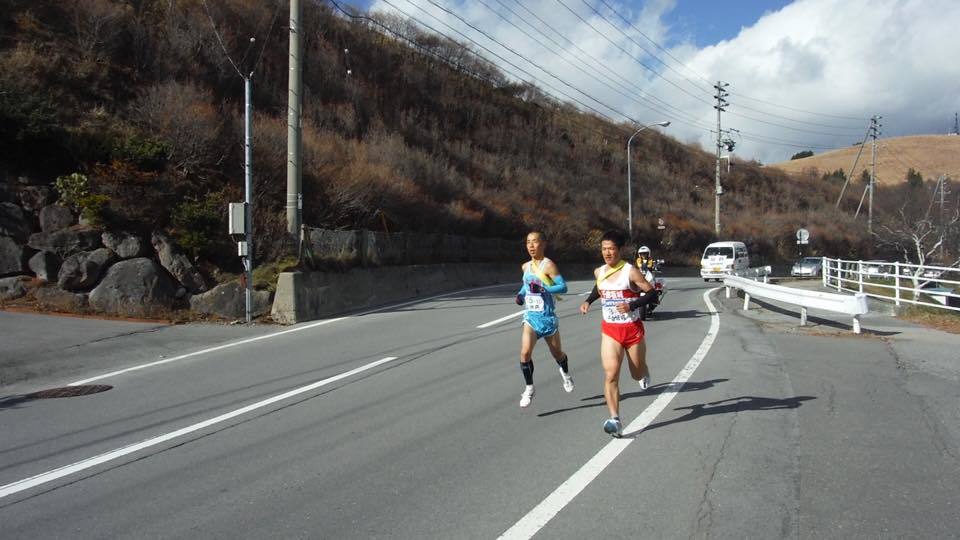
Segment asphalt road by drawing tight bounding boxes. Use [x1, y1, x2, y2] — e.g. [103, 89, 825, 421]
[1, 278, 958, 539]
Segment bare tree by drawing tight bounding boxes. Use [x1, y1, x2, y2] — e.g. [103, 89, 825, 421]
[875, 207, 960, 299]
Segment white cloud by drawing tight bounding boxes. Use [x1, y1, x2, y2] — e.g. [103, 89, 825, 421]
[366, 0, 960, 163]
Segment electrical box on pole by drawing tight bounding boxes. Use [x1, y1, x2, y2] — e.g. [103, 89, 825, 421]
[228, 202, 246, 236]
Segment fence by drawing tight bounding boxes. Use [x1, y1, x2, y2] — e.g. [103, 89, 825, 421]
[822, 258, 960, 312]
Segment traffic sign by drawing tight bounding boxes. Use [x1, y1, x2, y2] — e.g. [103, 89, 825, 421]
[796, 228, 809, 244]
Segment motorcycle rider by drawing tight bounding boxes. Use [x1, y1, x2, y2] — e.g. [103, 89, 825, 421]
[635, 245, 656, 273]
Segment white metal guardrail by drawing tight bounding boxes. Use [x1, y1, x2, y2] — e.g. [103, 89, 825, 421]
[822, 258, 960, 313]
[723, 275, 869, 333]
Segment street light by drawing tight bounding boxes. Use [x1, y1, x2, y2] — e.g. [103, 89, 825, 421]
[627, 121, 670, 239]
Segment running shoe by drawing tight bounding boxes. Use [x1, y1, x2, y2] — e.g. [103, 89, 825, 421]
[519, 385, 535, 408]
[602, 416, 622, 437]
[560, 368, 574, 393]
[639, 373, 650, 390]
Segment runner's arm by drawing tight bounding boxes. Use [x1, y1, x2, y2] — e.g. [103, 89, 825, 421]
[584, 284, 600, 304]
[543, 274, 567, 294]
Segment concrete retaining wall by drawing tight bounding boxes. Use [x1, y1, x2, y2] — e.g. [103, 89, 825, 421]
[301, 228, 517, 269]
[271, 263, 518, 324]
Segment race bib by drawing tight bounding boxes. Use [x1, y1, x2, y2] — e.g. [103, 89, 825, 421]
[525, 293, 545, 313]
[601, 298, 632, 323]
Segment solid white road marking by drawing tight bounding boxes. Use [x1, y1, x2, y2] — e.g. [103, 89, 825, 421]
[0, 357, 401, 501]
[70, 284, 509, 385]
[477, 310, 525, 328]
[498, 289, 721, 540]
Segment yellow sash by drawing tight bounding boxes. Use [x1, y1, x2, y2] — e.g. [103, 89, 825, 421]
[597, 260, 626, 287]
[527, 258, 555, 286]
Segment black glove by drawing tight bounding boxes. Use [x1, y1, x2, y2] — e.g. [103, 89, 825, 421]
[516, 294, 525, 306]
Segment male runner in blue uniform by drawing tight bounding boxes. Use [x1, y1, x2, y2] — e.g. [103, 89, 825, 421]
[515, 231, 573, 407]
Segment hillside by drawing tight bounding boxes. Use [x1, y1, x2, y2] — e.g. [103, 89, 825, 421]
[0, 0, 879, 271]
[768, 135, 960, 185]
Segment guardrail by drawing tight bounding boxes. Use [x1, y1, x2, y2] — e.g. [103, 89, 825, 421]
[822, 258, 960, 312]
[723, 275, 869, 333]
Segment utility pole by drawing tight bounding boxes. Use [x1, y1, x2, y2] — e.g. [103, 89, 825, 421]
[954, 112, 959, 135]
[286, 0, 303, 247]
[242, 75, 254, 323]
[713, 81, 729, 236]
[868, 115, 881, 235]
[938, 174, 950, 260]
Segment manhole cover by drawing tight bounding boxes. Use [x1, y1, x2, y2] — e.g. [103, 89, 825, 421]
[27, 385, 113, 399]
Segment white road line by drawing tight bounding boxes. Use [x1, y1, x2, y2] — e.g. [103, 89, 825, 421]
[477, 310, 524, 328]
[0, 356, 401, 501]
[498, 289, 721, 540]
[70, 284, 509, 386]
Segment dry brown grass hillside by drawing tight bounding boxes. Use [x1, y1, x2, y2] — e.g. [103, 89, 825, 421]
[768, 135, 960, 185]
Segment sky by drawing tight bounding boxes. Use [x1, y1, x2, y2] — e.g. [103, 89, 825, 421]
[348, 0, 960, 164]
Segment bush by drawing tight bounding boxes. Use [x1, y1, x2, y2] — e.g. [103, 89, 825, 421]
[170, 193, 225, 258]
[77, 193, 111, 226]
[54, 172, 90, 210]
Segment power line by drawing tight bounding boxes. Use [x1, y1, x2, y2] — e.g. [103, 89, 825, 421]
[377, 0, 629, 124]
[579, 0, 714, 96]
[503, 0, 712, 130]
[588, 0, 868, 126]
[552, 0, 715, 108]
[474, 0, 713, 131]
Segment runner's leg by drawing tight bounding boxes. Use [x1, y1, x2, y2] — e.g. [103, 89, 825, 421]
[624, 339, 648, 381]
[601, 333, 625, 418]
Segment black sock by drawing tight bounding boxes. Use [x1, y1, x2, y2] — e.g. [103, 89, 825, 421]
[555, 354, 569, 374]
[520, 361, 534, 385]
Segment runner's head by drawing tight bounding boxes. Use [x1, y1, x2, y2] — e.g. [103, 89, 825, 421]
[526, 231, 546, 258]
[600, 230, 625, 265]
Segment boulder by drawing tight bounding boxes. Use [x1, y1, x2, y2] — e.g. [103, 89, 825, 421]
[39, 205, 75, 232]
[102, 231, 146, 259]
[0, 202, 35, 241]
[28, 250, 61, 282]
[58, 248, 117, 291]
[89, 258, 178, 317]
[189, 281, 272, 319]
[151, 232, 207, 293]
[35, 286, 89, 311]
[0, 236, 30, 276]
[0, 276, 28, 301]
[18, 185, 53, 212]
[28, 227, 102, 257]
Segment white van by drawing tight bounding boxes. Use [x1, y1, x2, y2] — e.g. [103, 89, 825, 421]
[701, 241, 749, 281]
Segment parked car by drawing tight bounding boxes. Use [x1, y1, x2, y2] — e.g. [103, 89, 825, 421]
[791, 257, 823, 277]
[862, 260, 889, 276]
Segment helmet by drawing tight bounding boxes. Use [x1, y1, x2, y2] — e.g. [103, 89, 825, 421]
[637, 246, 651, 255]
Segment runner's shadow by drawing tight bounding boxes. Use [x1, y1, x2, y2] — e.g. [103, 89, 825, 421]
[621, 395, 816, 438]
[537, 379, 728, 417]
[647, 309, 706, 321]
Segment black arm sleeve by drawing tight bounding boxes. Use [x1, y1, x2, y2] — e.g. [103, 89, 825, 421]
[585, 284, 600, 305]
[627, 293, 657, 311]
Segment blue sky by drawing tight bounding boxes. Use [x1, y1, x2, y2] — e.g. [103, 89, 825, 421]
[659, 1, 794, 47]
[345, 0, 960, 164]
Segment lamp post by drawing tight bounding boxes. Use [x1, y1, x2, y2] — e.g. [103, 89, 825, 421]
[627, 121, 670, 239]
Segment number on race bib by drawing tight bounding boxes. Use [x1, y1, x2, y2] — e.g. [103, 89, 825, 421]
[525, 294, 545, 312]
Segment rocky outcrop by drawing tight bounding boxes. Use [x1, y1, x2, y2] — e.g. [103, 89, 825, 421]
[151, 232, 207, 294]
[0, 202, 34, 241]
[28, 228, 102, 257]
[189, 281, 272, 319]
[57, 248, 117, 291]
[39, 204, 75, 232]
[0, 236, 30, 276]
[0, 276, 28, 301]
[102, 231, 146, 259]
[18, 185, 53, 212]
[28, 250, 60, 282]
[35, 286, 89, 311]
[89, 258, 177, 317]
